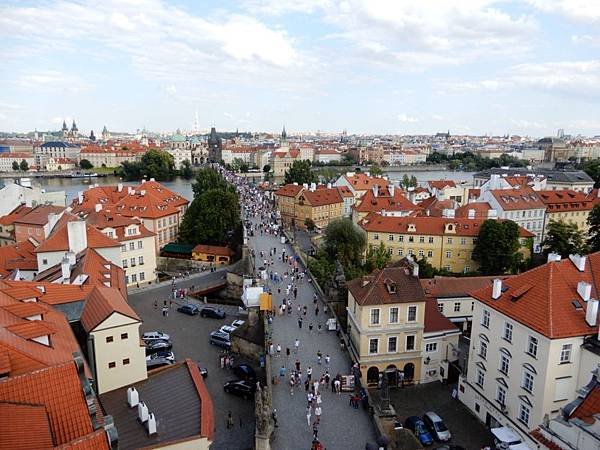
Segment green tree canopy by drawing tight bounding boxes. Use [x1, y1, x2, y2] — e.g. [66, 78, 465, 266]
[364, 242, 391, 273]
[543, 220, 588, 258]
[19, 159, 29, 171]
[473, 219, 523, 275]
[79, 159, 93, 170]
[263, 164, 271, 173]
[12, 161, 19, 171]
[415, 257, 451, 278]
[369, 164, 383, 176]
[180, 159, 193, 179]
[322, 218, 366, 274]
[120, 148, 175, 181]
[284, 160, 315, 185]
[191, 167, 233, 197]
[304, 218, 315, 231]
[588, 204, 600, 252]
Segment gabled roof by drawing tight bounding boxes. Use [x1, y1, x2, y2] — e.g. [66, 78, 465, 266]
[84, 209, 156, 241]
[354, 187, 419, 213]
[80, 286, 140, 332]
[0, 204, 33, 226]
[274, 184, 303, 198]
[490, 188, 549, 210]
[570, 383, 600, 424]
[13, 205, 65, 226]
[455, 202, 492, 219]
[192, 244, 233, 257]
[300, 188, 343, 206]
[343, 173, 388, 191]
[0, 240, 38, 277]
[471, 253, 600, 339]
[348, 267, 426, 306]
[424, 298, 459, 333]
[421, 275, 513, 299]
[35, 221, 120, 254]
[538, 189, 593, 211]
[428, 180, 456, 190]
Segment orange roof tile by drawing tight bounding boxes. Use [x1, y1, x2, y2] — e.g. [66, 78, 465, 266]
[80, 286, 140, 332]
[0, 204, 33, 226]
[348, 267, 426, 306]
[538, 189, 593, 211]
[421, 275, 513, 298]
[354, 187, 419, 213]
[2, 302, 47, 318]
[455, 202, 492, 219]
[35, 221, 120, 253]
[0, 240, 38, 277]
[343, 173, 388, 191]
[570, 384, 600, 424]
[428, 180, 456, 189]
[490, 188, 545, 210]
[275, 184, 303, 198]
[0, 403, 54, 450]
[424, 297, 459, 333]
[471, 253, 600, 338]
[300, 188, 343, 207]
[6, 321, 55, 340]
[13, 205, 65, 226]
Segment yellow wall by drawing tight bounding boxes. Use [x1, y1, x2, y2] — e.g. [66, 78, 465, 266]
[152, 437, 211, 450]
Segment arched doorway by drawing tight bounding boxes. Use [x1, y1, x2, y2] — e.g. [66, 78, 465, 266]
[404, 362, 415, 381]
[367, 367, 379, 385]
[385, 365, 398, 387]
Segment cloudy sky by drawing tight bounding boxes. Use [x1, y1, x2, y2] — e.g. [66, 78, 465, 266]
[1, 0, 600, 136]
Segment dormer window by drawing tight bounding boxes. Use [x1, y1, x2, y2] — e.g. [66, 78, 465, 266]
[407, 223, 416, 232]
[384, 280, 397, 294]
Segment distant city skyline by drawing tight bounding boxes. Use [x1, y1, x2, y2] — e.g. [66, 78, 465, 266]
[1, 0, 600, 136]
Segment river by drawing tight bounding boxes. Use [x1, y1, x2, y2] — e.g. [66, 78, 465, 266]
[28, 169, 476, 203]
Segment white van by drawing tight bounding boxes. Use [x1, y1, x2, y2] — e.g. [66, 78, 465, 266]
[491, 427, 532, 450]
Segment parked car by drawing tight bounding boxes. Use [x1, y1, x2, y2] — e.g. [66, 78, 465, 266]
[200, 306, 226, 319]
[224, 380, 256, 399]
[433, 446, 466, 450]
[145, 339, 172, 355]
[209, 330, 231, 349]
[404, 416, 434, 446]
[146, 357, 174, 370]
[142, 331, 170, 342]
[177, 304, 200, 316]
[231, 319, 245, 328]
[146, 351, 175, 362]
[423, 411, 451, 442]
[219, 325, 236, 335]
[197, 364, 208, 378]
[233, 364, 256, 382]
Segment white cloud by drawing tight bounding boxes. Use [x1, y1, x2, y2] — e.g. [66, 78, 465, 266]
[526, 0, 600, 24]
[572, 34, 600, 46]
[14, 70, 91, 93]
[510, 118, 547, 130]
[397, 114, 419, 123]
[432, 114, 445, 120]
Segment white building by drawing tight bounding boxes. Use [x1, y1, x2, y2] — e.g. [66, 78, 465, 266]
[0, 153, 36, 172]
[166, 147, 192, 170]
[0, 179, 66, 217]
[459, 253, 600, 449]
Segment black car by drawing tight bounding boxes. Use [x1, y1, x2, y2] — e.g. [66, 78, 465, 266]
[177, 304, 200, 316]
[145, 339, 172, 355]
[233, 364, 256, 382]
[224, 380, 256, 399]
[146, 358, 174, 370]
[200, 306, 226, 319]
[197, 364, 208, 379]
[146, 351, 175, 362]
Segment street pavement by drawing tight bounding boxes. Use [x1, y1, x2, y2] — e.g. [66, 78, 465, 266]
[248, 225, 377, 450]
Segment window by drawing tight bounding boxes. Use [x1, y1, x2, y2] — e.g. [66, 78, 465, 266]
[121, 333, 128, 340]
[370, 308, 380, 325]
[408, 249, 414, 256]
[482, 310, 490, 328]
[398, 235, 404, 242]
[503, 322, 513, 342]
[446, 250, 452, 258]
[419, 236, 425, 243]
[374, 234, 379, 240]
[138, 240, 143, 249]
[496, 385, 506, 405]
[388, 337, 397, 353]
[140, 272, 145, 281]
[132, 274, 137, 282]
[460, 237, 466, 245]
[108, 362, 116, 369]
[387, 247, 393, 255]
[518, 403, 531, 426]
[408, 236, 414, 243]
[125, 275, 129, 284]
[398, 249, 404, 256]
[42, 258, 48, 265]
[438, 303, 444, 313]
[425, 342, 437, 352]
[406, 335, 416, 351]
[522, 370, 534, 393]
[138, 256, 144, 265]
[428, 237, 434, 243]
[560, 344, 572, 363]
[389, 307, 399, 324]
[527, 336, 538, 358]
[369, 338, 378, 354]
[479, 341, 487, 359]
[121, 245, 126, 252]
[130, 257, 136, 267]
[418, 249, 424, 257]
[476, 369, 485, 387]
[447, 237, 453, 244]
[500, 354, 510, 375]
[388, 234, 394, 241]
[106, 336, 114, 343]
[454, 302, 461, 312]
[107, 231, 114, 238]
[129, 242, 135, 251]
[127, 228, 135, 235]
[123, 358, 130, 365]
[407, 306, 417, 322]
[427, 250, 433, 257]
[471, 301, 475, 311]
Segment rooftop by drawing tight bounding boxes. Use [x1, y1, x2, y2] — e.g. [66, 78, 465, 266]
[348, 266, 426, 306]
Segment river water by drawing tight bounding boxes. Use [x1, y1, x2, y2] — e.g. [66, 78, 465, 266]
[29, 170, 475, 203]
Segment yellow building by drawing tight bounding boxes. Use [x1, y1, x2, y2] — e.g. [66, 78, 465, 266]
[275, 184, 344, 230]
[274, 183, 303, 226]
[347, 266, 460, 386]
[192, 244, 234, 265]
[358, 213, 533, 273]
[538, 189, 593, 241]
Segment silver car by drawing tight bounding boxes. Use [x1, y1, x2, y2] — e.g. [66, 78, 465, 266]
[423, 411, 451, 442]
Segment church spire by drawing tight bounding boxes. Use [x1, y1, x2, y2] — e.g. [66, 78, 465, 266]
[281, 125, 287, 141]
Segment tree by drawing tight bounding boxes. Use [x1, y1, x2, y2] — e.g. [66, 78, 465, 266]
[79, 159, 93, 170]
[409, 175, 418, 187]
[415, 257, 451, 278]
[364, 242, 391, 272]
[180, 160, 193, 179]
[304, 218, 316, 231]
[191, 167, 233, 197]
[262, 164, 271, 173]
[543, 220, 587, 258]
[473, 220, 523, 275]
[401, 174, 410, 188]
[19, 160, 29, 171]
[120, 148, 175, 181]
[284, 160, 315, 185]
[11, 161, 19, 171]
[588, 204, 600, 252]
[322, 218, 366, 272]
[369, 164, 383, 176]
[580, 160, 600, 188]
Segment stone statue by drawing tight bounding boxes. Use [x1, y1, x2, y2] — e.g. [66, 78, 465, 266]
[380, 373, 390, 411]
[255, 382, 271, 436]
[328, 260, 347, 303]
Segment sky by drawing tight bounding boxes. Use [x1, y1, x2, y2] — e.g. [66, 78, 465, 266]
[1, 0, 600, 137]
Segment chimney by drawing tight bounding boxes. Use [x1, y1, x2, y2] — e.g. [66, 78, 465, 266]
[78, 191, 84, 204]
[412, 262, 419, 278]
[468, 209, 475, 219]
[138, 402, 149, 423]
[303, 183, 308, 189]
[586, 299, 599, 327]
[140, 190, 146, 196]
[146, 413, 157, 435]
[373, 185, 379, 197]
[128, 186, 133, 194]
[310, 182, 316, 192]
[492, 279, 502, 299]
[60, 257, 71, 282]
[578, 281, 592, 302]
[67, 221, 87, 254]
[547, 252, 562, 263]
[127, 387, 139, 407]
[95, 204, 102, 212]
[327, 183, 332, 189]
[389, 185, 395, 196]
[117, 183, 123, 192]
[150, 177, 155, 182]
[141, 179, 146, 184]
[569, 254, 587, 272]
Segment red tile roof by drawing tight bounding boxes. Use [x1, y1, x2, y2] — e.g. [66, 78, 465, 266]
[424, 298, 459, 333]
[538, 189, 593, 211]
[471, 253, 600, 338]
[84, 209, 155, 241]
[343, 173, 388, 191]
[570, 384, 600, 424]
[354, 187, 419, 213]
[455, 202, 492, 219]
[275, 184, 303, 198]
[336, 186, 354, 198]
[6, 321, 55, 340]
[0, 204, 33, 226]
[0, 403, 54, 450]
[192, 244, 233, 257]
[35, 220, 120, 253]
[12, 205, 65, 226]
[347, 267, 426, 306]
[489, 188, 545, 210]
[359, 213, 534, 237]
[0, 240, 38, 278]
[80, 286, 140, 332]
[428, 180, 456, 189]
[300, 188, 343, 207]
[2, 302, 47, 318]
[421, 275, 513, 298]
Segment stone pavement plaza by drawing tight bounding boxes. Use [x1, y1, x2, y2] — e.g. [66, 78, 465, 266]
[248, 224, 377, 450]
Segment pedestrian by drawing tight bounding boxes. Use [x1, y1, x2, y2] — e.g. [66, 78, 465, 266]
[317, 350, 322, 365]
[286, 347, 290, 358]
[324, 371, 330, 387]
[298, 317, 303, 329]
[269, 343, 274, 356]
[304, 378, 310, 392]
[153, 299, 158, 310]
[312, 422, 319, 439]
[295, 339, 300, 353]
[307, 366, 312, 380]
[317, 323, 322, 334]
[315, 406, 322, 424]
[295, 359, 301, 371]
[306, 406, 312, 426]
[303, 305, 307, 316]
[227, 411, 234, 429]
[276, 344, 281, 357]
[315, 305, 319, 316]
[309, 323, 313, 334]
[279, 365, 286, 380]
[325, 354, 330, 367]
[290, 376, 295, 396]
[272, 409, 278, 428]
[313, 379, 319, 395]
[334, 378, 341, 394]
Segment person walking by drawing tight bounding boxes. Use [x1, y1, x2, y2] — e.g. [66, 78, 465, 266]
[227, 411, 234, 429]
[317, 350, 322, 365]
[325, 354, 330, 367]
[279, 365, 286, 381]
[307, 366, 312, 381]
[315, 305, 319, 316]
[290, 376, 295, 396]
[294, 339, 300, 353]
[315, 406, 322, 424]
[298, 317, 303, 329]
[334, 378, 341, 394]
[309, 323, 313, 334]
[313, 379, 319, 395]
[306, 406, 312, 426]
[295, 359, 301, 371]
[276, 344, 281, 357]
[286, 347, 290, 359]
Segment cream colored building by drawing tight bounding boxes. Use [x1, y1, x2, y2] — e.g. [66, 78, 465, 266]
[458, 253, 600, 448]
[538, 189, 593, 242]
[81, 286, 147, 394]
